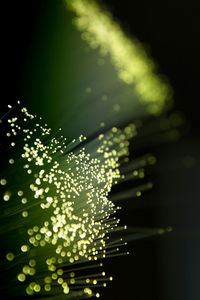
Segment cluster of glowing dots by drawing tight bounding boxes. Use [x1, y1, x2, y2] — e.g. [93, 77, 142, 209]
[1, 103, 134, 298]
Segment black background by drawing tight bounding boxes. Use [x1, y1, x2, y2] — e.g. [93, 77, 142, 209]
[1, 1, 200, 299]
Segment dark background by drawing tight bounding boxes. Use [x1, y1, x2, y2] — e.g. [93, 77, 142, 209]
[1, 0, 200, 299]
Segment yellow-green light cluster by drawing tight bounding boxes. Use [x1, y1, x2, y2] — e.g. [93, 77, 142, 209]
[0, 103, 135, 298]
[66, 0, 173, 114]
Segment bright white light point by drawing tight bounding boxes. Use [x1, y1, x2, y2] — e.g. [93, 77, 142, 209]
[36, 178, 41, 185]
[53, 226, 57, 233]
[36, 157, 43, 165]
[3, 192, 10, 201]
[1, 179, 7, 185]
[63, 287, 69, 294]
[17, 273, 26, 282]
[46, 197, 53, 203]
[21, 245, 28, 252]
[22, 211, 28, 217]
[21, 198, 27, 204]
[35, 189, 43, 196]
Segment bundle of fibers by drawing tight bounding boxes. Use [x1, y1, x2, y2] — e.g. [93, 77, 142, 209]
[0, 102, 136, 299]
[0, 0, 182, 299]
